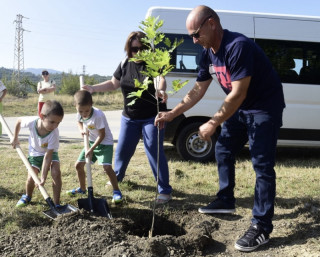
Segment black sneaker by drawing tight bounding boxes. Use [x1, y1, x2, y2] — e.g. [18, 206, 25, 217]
[235, 224, 270, 252]
[198, 198, 235, 214]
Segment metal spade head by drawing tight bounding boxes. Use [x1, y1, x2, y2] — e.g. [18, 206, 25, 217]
[43, 198, 79, 219]
[78, 197, 112, 219]
[43, 204, 79, 220]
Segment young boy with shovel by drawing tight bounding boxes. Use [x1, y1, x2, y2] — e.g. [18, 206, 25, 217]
[12, 100, 64, 208]
[67, 90, 122, 204]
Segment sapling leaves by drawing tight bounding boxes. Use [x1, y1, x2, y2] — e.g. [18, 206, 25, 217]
[127, 15, 188, 106]
[168, 79, 190, 95]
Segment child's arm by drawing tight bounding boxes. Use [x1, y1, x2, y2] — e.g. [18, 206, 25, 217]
[11, 118, 22, 149]
[38, 149, 54, 186]
[85, 128, 105, 158]
[77, 121, 85, 136]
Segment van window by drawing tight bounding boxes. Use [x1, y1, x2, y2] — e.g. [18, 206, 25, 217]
[255, 39, 320, 85]
[166, 34, 203, 73]
[166, 33, 320, 85]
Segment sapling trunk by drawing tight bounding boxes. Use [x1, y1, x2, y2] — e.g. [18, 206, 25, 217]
[126, 16, 187, 238]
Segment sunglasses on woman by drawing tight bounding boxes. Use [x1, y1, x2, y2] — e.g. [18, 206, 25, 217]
[131, 46, 143, 53]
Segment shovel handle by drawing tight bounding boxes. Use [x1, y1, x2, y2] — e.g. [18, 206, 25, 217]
[79, 75, 84, 90]
[84, 128, 93, 187]
[0, 114, 50, 199]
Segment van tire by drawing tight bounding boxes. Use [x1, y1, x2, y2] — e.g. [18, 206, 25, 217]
[176, 122, 217, 162]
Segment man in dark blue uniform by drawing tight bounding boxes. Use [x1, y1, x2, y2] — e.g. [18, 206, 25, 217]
[155, 5, 285, 252]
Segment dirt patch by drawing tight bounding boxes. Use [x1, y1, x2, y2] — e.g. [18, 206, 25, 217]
[1, 201, 319, 257]
[0, 208, 218, 257]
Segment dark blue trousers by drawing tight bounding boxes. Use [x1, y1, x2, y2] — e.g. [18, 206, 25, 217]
[114, 115, 172, 195]
[215, 110, 282, 234]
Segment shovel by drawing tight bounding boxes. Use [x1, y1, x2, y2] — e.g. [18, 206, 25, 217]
[0, 114, 78, 219]
[77, 129, 112, 218]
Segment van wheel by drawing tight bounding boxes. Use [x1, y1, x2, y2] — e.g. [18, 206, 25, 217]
[176, 122, 217, 162]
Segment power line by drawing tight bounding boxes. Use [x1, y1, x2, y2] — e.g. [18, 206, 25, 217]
[12, 14, 30, 95]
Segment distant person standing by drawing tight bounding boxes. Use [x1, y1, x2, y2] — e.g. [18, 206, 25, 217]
[0, 80, 7, 136]
[37, 70, 56, 116]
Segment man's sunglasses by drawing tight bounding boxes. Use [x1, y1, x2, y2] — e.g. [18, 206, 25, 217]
[189, 15, 212, 39]
[131, 46, 143, 53]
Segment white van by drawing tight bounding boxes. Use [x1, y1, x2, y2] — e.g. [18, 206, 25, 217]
[146, 7, 320, 162]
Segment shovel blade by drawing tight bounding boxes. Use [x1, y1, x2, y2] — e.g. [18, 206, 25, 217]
[43, 204, 79, 220]
[78, 197, 112, 218]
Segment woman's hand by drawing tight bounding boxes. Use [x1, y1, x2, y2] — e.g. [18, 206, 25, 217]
[157, 90, 168, 103]
[82, 85, 94, 94]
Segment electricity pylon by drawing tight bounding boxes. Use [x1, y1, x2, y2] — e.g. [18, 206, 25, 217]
[12, 14, 30, 96]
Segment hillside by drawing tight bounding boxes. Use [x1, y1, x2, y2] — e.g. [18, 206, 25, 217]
[0, 67, 111, 92]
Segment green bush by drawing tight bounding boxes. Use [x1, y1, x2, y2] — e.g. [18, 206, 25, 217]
[59, 73, 99, 95]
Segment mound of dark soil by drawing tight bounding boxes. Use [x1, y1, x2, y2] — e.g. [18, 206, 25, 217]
[1, 202, 319, 256]
[0, 209, 219, 257]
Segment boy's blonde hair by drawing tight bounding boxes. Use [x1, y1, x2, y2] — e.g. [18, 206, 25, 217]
[74, 90, 93, 106]
[41, 100, 64, 117]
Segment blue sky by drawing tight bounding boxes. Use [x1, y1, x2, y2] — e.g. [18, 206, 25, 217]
[1, 0, 319, 76]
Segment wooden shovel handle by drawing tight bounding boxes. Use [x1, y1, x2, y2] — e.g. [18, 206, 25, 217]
[0, 114, 50, 199]
[79, 75, 84, 89]
[84, 129, 93, 187]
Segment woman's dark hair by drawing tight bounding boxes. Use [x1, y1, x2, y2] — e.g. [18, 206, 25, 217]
[124, 31, 148, 58]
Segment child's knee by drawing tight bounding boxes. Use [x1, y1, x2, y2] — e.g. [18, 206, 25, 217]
[51, 169, 61, 180]
[75, 161, 85, 170]
[26, 175, 35, 185]
[103, 165, 113, 174]
[27, 168, 38, 184]
[51, 163, 61, 182]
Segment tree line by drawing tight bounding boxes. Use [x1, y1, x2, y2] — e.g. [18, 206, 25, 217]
[0, 67, 111, 97]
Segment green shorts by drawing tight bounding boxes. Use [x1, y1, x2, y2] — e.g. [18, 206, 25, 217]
[77, 142, 113, 165]
[28, 152, 59, 171]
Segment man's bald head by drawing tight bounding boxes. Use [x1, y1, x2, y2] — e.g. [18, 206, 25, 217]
[186, 5, 223, 51]
[187, 5, 220, 27]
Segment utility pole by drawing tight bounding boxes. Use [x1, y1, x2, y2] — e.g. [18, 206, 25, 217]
[12, 14, 30, 96]
[82, 65, 86, 76]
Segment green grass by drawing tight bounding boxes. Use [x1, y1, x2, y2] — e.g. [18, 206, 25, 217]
[0, 138, 319, 235]
[2, 91, 123, 117]
[0, 93, 319, 256]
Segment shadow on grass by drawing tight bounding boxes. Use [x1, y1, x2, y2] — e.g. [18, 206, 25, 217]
[165, 144, 320, 168]
[0, 186, 20, 200]
[270, 198, 320, 249]
[274, 197, 320, 220]
[0, 206, 51, 231]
